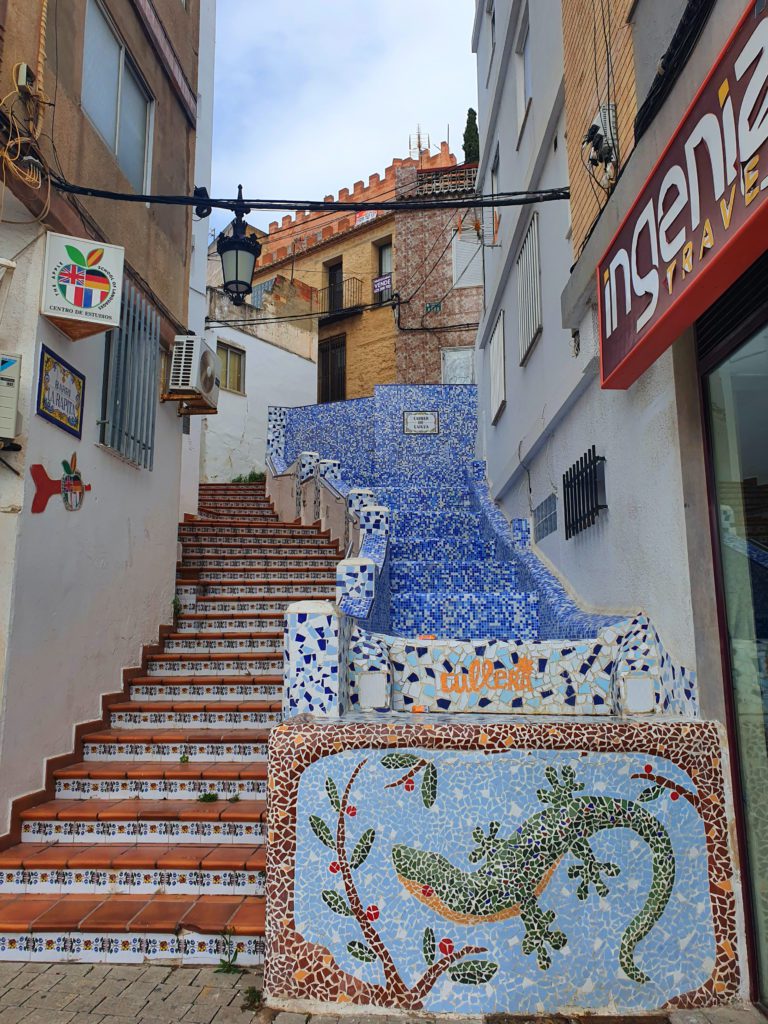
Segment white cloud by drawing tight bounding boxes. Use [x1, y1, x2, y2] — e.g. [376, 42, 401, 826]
[210, 0, 478, 231]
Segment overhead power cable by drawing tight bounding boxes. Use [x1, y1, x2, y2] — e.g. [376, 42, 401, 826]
[47, 172, 568, 213]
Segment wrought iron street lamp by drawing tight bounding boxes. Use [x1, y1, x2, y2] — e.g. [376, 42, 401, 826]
[216, 185, 262, 305]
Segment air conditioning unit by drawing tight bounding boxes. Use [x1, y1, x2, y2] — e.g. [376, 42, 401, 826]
[0, 352, 21, 438]
[168, 335, 220, 410]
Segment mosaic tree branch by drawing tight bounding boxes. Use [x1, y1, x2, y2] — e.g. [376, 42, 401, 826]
[383, 758, 429, 789]
[333, 759, 411, 1001]
[630, 770, 701, 811]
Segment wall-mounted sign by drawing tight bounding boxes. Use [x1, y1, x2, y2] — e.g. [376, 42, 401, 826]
[373, 273, 392, 294]
[36, 345, 85, 439]
[403, 410, 439, 435]
[0, 353, 21, 438]
[354, 210, 377, 227]
[41, 233, 124, 341]
[425, 301, 442, 314]
[30, 453, 91, 513]
[598, 2, 768, 389]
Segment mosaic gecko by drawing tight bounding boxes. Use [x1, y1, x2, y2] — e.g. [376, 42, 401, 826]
[391, 764, 675, 983]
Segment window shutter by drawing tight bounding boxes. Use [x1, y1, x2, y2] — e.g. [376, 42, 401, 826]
[516, 212, 542, 364]
[100, 280, 159, 469]
[452, 234, 483, 288]
[489, 311, 506, 423]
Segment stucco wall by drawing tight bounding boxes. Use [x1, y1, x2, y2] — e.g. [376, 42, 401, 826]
[200, 326, 317, 482]
[0, 204, 182, 832]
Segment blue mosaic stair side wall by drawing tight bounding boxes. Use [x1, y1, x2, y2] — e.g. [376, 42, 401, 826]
[465, 464, 623, 640]
[283, 397, 375, 485]
[372, 385, 477, 485]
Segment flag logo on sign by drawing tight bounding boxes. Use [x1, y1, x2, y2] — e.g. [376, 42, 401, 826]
[56, 245, 112, 310]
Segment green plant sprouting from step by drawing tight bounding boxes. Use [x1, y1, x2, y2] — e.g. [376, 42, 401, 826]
[308, 758, 495, 1009]
[231, 469, 266, 483]
[215, 928, 243, 974]
[171, 594, 182, 618]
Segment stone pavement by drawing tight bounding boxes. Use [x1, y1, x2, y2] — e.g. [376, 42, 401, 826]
[0, 964, 764, 1024]
[0, 961, 264, 1024]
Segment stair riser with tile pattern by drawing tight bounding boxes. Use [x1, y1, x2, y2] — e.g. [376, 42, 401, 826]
[0, 869, 266, 897]
[20, 820, 266, 844]
[55, 779, 267, 800]
[83, 739, 270, 762]
[175, 617, 283, 633]
[129, 682, 283, 700]
[163, 638, 283, 652]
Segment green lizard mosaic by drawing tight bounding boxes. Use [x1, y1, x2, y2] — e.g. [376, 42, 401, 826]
[391, 764, 676, 984]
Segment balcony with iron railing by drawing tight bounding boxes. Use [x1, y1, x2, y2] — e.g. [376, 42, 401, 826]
[315, 276, 363, 322]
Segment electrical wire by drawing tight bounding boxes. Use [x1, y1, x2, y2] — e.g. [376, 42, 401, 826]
[47, 172, 568, 213]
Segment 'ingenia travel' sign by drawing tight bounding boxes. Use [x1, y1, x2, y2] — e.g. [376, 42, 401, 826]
[598, 3, 768, 388]
[41, 233, 124, 341]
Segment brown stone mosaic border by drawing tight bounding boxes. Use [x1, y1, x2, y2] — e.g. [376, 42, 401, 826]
[265, 716, 742, 1010]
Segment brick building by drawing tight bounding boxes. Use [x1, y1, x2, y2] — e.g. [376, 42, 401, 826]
[248, 144, 482, 400]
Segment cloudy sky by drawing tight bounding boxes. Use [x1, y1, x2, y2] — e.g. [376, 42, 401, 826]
[210, 0, 478, 233]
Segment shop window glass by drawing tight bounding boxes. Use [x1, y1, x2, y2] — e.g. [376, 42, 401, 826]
[706, 323, 768, 998]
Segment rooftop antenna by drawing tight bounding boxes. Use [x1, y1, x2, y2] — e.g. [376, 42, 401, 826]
[409, 124, 431, 161]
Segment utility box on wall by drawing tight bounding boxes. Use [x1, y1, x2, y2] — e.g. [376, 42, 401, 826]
[0, 353, 21, 437]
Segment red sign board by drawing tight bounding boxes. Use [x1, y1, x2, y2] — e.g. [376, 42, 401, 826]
[598, 2, 768, 389]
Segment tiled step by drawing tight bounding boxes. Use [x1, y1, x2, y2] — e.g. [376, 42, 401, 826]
[390, 559, 520, 593]
[390, 536, 492, 560]
[195, 580, 332, 595]
[20, 799, 267, 844]
[390, 509, 480, 538]
[54, 761, 268, 800]
[176, 613, 283, 632]
[0, 844, 267, 895]
[180, 534, 337, 548]
[82, 729, 272, 762]
[390, 589, 540, 640]
[109, 700, 282, 728]
[190, 558, 339, 576]
[129, 677, 282, 701]
[0, 893, 265, 963]
[195, 595, 331, 614]
[163, 633, 283, 652]
[145, 652, 283, 675]
[373, 486, 473, 510]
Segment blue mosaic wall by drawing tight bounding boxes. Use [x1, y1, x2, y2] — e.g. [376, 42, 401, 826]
[282, 397, 375, 485]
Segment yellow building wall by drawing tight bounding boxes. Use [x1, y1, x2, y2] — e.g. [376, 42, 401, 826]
[562, 0, 637, 259]
[251, 215, 398, 399]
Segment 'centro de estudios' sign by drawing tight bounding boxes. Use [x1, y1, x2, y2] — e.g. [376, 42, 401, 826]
[598, 3, 768, 389]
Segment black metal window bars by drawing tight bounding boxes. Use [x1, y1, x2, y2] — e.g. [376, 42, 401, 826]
[563, 446, 607, 539]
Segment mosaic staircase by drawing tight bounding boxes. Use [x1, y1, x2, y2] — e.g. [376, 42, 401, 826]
[380, 484, 539, 639]
[0, 482, 339, 964]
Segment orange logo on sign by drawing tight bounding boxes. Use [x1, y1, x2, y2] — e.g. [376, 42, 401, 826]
[440, 656, 534, 695]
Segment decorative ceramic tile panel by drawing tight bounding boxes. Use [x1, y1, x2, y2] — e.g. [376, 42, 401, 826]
[266, 717, 742, 1013]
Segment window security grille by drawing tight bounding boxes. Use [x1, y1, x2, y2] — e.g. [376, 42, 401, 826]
[489, 310, 506, 423]
[516, 212, 542, 365]
[563, 446, 607, 539]
[533, 493, 557, 542]
[99, 280, 159, 469]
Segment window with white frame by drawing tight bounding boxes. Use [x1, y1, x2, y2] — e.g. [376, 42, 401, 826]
[99, 281, 159, 470]
[452, 233, 483, 288]
[487, 149, 500, 242]
[515, 9, 533, 132]
[82, 0, 153, 192]
[442, 347, 474, 385]
[516, 212, 542, 364]
[217, 341, 245, 394]
[488, 310, 506, 423]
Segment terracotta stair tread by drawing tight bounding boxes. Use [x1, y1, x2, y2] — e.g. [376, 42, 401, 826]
[0, 893, 265, 933]
[0, 843, 267, 872]
[83, 728, 273, 744]
[109, 700, 282, 713]
[54, 761, 269, 780]
[20, 799, 267, 822]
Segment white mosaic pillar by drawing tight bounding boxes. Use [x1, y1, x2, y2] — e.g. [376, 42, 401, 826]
[296, 451, 320, 520]
[314, 459, 341, 521]
[346, 488, 375, 552]
[284, 600, 350, 718]
[359, 505, 390, 542]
